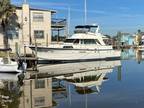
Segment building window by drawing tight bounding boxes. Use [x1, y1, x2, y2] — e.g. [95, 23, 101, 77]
[35, 79, 45, 89]
[33, 12, 44, 22]
[34, 97, 45, 107]
[34, 30, 44, 39]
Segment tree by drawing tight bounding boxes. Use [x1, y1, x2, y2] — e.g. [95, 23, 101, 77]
[0, 0, 19, 49]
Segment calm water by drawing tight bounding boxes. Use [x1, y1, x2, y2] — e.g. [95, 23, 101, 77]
[1, 49, 144, 108]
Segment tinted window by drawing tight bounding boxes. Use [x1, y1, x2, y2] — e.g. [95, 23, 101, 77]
[73, 39, 79, 44]
[84, 39, 96, 44]
[64, 39, 75, 43]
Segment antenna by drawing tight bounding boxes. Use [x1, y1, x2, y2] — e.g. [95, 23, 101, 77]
[84, 0, 87, 25]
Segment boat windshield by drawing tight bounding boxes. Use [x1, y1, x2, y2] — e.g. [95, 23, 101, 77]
[90, 27, 97, 33]
[74, 25, 98, 34]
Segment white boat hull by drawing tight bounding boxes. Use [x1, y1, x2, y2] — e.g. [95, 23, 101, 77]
[0, 64, 21, 73]
[33, 47, 121, 61]
[0, 59, 26, 73]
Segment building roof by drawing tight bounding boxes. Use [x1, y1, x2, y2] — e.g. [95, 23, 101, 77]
[16, 6, 56, 13]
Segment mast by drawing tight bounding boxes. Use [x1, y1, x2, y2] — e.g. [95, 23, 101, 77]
[24, 0, 27, 4]
[84, 0, 87, 25]
[68, 7, 71, 37]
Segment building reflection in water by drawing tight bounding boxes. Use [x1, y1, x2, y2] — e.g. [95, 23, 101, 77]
[19, 77, 52, 108]
[121, 48, 136, 60]
[135, 49, 143, 64]
[121, 48, 144, 64]
[0, 59, 122, 108]
[0, 73, 23, 108]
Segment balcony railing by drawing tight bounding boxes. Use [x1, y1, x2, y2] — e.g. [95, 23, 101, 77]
[51, 18, 67, 28]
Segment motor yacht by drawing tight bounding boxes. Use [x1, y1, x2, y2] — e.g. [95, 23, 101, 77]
[29, 25, 121, 61]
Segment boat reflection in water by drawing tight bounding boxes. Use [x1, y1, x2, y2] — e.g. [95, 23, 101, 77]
[54, 59, 121, 94]
[0, 59, 121, 108]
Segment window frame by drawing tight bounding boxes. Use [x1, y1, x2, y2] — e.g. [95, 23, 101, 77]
[33, 12, 44, 22]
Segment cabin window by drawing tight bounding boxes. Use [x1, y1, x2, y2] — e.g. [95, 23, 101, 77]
[83, 39, 96, 44]
[64, 39, 75, 43]
[63, 46, 73, 48]
[73, 39, 79, 44]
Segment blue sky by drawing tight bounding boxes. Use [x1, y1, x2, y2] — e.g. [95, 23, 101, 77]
[11, 0, 144, 36]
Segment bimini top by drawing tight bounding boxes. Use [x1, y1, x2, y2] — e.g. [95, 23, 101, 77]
[75, 25, 98, 29]
[74, 25, 99, 34]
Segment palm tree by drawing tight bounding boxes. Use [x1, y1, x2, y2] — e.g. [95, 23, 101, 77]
[0, 0, 18, 49]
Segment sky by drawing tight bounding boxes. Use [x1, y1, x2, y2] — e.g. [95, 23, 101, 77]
[11, 0, 144, 36]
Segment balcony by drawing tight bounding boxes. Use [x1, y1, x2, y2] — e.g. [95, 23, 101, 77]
[51, 18, 67, 29]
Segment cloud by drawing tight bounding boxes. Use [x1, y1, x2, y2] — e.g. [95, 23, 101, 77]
[12, 1, 78, 7]
[119, 7, 130, 11]
[114, 13, 144, 19]
[29, 1, 69, 7]
[70, 8, 106, 14]
[52, 7, 106, 15]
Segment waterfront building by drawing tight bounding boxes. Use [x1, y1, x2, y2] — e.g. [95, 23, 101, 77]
[134, 30, 144, 45]
[0, 3, 55, 54]
[117, 33, 135, 46]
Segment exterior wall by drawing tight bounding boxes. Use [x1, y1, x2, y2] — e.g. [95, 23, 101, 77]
[19, 78, 52, 108]
[135, 34, 141, 45]
[30, 10, 51, 46]
[0, 4, 52, 54]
